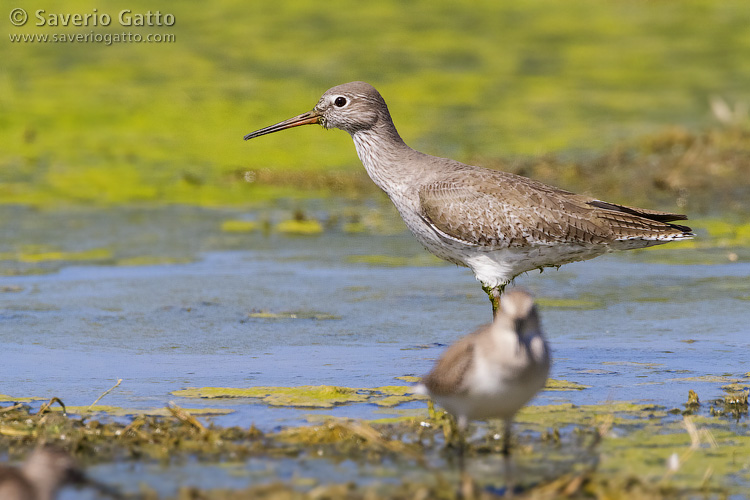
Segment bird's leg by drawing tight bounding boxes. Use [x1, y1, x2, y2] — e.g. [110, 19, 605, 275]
[502, 418, 515, 497]
[482, 283, 506, 317]
[457, 428, 466, 474]
[449, 415, 466, 473]
[501, 418, 512, 457]
[456, 419, 475, 500]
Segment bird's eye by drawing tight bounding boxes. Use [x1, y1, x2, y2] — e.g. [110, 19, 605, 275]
[334, 96, 347, 107]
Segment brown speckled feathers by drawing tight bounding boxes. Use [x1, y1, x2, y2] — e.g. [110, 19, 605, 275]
[419, 166, 692, 248]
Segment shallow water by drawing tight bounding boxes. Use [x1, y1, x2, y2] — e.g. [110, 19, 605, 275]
[1, 204, 749, 497]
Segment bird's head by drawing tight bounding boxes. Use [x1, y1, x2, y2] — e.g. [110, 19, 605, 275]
[244, 81, 390, 140]
[496, 290, 543, 340]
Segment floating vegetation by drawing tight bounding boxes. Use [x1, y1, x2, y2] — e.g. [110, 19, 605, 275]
[43, 405, 234, 418]
[1, 386, 749, 499]
[514, 402, 669, 432]
[683, 389, 701, 414]
[668, 375, 746, 384]
[173, 386, 368, 408]
[678, 218, 750, 248]
[342, 221, 367, 233]
[220, 220, 259, 233]
[346, 254, 444, 267]
[0, 403, 263, 463]
[544, 379, 591, 391]
[535, 296, 604, 310]
[710, 390, 749, 420]
[247, 310, 341, 320]
[0, 394, 47, 403]
[0, 247, 113, 263]
[171, 385, 424, 409]
[275, 219, 324, 235]
[116, 256, 195, 266]
[720, 382, 750, 392]
[602, 361, 664, 368]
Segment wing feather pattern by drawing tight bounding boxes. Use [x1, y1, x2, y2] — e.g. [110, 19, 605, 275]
[418, 168, 692, 248]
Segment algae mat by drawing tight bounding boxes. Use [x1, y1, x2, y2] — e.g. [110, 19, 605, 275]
[2, 392, 749, 499]
[4, 0, 750, 208]
[171, 385, 414, 409]
[171, 380, 588, 410]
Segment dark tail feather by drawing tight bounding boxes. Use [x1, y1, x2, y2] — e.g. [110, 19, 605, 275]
[587, 200, 693, 235]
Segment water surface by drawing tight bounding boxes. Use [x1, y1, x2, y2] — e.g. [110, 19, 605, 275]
[1, 205, 748, 496]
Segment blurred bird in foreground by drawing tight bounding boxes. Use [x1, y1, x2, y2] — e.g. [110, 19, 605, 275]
[0, 446, 120, 500]
[416, 289, 550, 480]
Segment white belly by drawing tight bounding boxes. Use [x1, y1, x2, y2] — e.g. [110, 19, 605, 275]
[386, 189, 631, 289]
[431, 353, 550, 423]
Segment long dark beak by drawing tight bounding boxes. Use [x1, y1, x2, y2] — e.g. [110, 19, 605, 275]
[243, 110, 322, 141]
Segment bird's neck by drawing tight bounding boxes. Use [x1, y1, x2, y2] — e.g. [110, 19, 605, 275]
[351, 124, 420, 195]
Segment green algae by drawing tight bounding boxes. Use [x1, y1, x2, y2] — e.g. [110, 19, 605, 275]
[172, 386, 369, 409]
[220, 220, 259, 233]
[0, 403, 264, 463]
[632, 219, 750, 265]
[2, 392, 749, 498]
[1, 247, 113, 263]
[247, 311, 341, 320]
[677, 218, 750, 248]
[342, 222, 368, 234]
[4, 1, 750, 215]
[172, 385, 424, 409]
[535, 297, 604, 310]
[346, 254, 444, 267]
[514, 402, 669, 432]
[720, 382, 750, 392]
[395, 376, 421, 383]
[274, 419, 417, 458]
[116, 256, 195, 267]
[370, 387, 421, 408]
[371, 386, 414, 396]
[596, 417, 750, 493]
[668, 375, 745, 384]
[275, 219, 324, 235]
[0, 394, 46, 403]
[544, 379, 591, 391]
[43, 405, 234, 418]
[602, 361, 664, 368]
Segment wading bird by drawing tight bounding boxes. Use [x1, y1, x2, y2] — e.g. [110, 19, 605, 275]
[245, 82, 693, 315]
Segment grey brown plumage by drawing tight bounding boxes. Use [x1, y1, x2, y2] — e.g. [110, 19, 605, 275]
[244, 81, 693, 313]
[0, 447, 119, 500]
[0, 447, 82, 500]
[419, 170, 690, 248]
[0, 467, 35, 500]
[419, 334, 476, 396]
[415, 290, 550, 458]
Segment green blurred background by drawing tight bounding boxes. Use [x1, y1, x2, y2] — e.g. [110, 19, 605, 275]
[2, 0, 749, 209]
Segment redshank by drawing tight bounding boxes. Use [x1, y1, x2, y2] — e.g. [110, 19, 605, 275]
[244, 82, 693, 314]
[415, 289, 550, 463]
[0, 447, 83, 500]
[0, 446, 119, 500]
